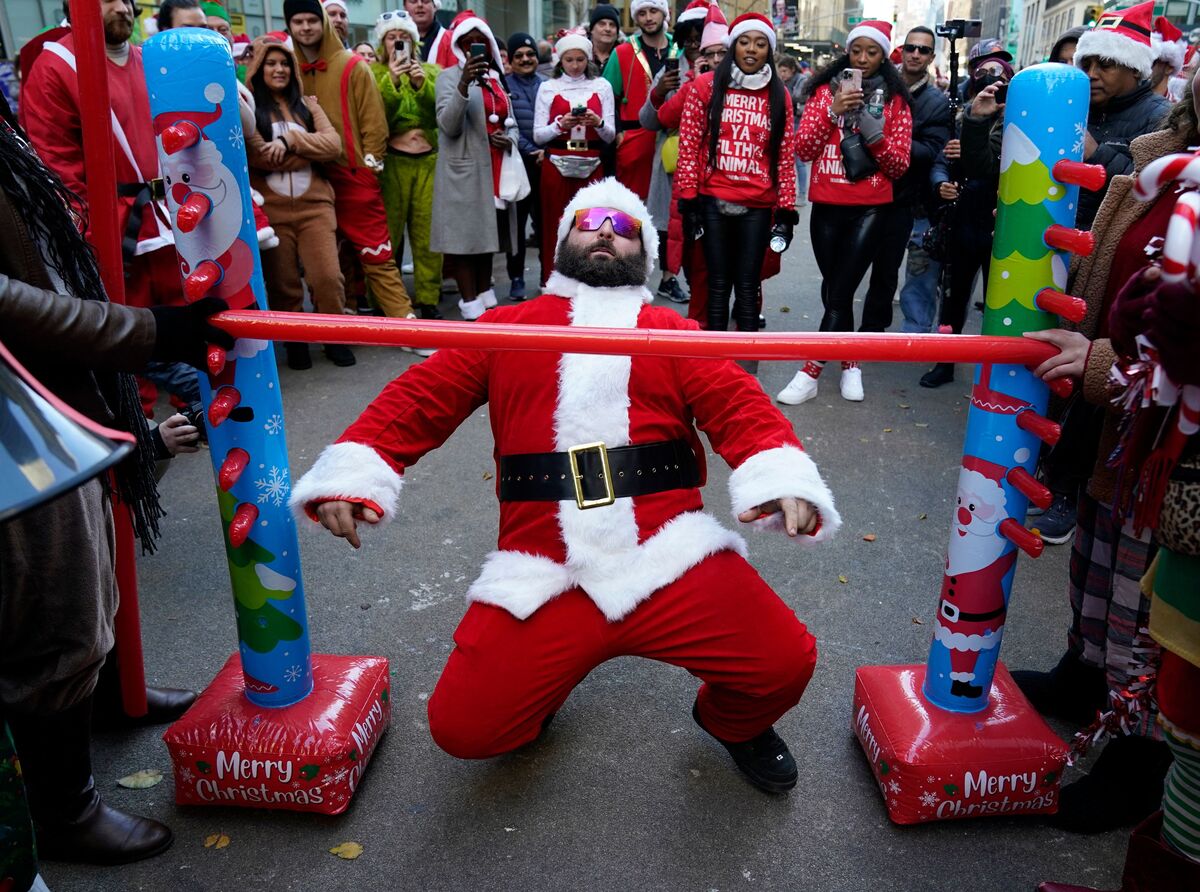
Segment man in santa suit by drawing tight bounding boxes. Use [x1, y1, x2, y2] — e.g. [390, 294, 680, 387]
[292, 178, 841, 794]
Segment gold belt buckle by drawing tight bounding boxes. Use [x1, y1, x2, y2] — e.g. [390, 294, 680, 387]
[565, 139, 588, 152]
[567, 441, 614, 509]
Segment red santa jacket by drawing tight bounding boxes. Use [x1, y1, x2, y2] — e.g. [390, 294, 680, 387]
[674, 73, 796, 211]
[291, 272, 842, 622]
[21, 35, 173, 254]
[794, 83, 912, 206]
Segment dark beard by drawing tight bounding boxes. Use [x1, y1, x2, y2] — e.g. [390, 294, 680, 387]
[555, 240, 647, 288]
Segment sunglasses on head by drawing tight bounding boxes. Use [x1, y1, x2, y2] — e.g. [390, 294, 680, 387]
[902, 43, 934, 55]
[573, 207, 642, 238]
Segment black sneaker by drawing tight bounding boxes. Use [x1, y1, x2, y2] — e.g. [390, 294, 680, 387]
[920, 363, 955, 388]
[1011, 651, 1108, 725]
[324, 344, 357, 367]
[1051, 736, 1174, 834]
[692, 700, 797, 794]
[657, 276, 689, 304]
[284, 342, 312, 370]
[415, 304, 444, 320]
[1034, 494, 1076, 545]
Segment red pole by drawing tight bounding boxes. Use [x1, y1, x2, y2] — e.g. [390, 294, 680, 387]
[71, 0, 147, 716]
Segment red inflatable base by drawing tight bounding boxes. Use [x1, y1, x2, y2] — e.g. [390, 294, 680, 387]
[163, 653, 390, 814]
[852, 663, 1068, 825]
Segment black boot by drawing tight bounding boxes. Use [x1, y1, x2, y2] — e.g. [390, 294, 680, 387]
[324, 344, 357, 367]
[284, 342, 312, 370]
[92, 653, 196, 730]
[1051, 735, 1174, 834]
[692, 699, 797, 794]
[1012, 651, 1108, 725]
[920, 363, 955, 388]
[7, 699, 173, 864]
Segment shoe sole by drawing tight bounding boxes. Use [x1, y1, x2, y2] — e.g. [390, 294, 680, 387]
[776, 389, 818, 406]
[724, 759, 798, 794]
[1037, 529, 1075, 545]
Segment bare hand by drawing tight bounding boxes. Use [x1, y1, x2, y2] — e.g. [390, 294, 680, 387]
[315, 500, 381, 549]
[830, 88, 863, 117]
[580, 111, 602, 128]
[388, 55, 408, 84]
[654, 68, 681, 98]
[158, 413, 200, 455]
[1025, 328, 1091, 381]
[938, 181, 960, 201]
[407, 61, 426, 90]
[557, 114, 579, 131]
[943, 138, 961, 160]
[488, 131, 513, 151]
[737, 497, 818, 537]
[970, 81, 1005, 117]
[261, 140, 287, 165]
[532, 149, 545, 163]
[1083, 130, 1098, 159]
[459, 56, 490, 94]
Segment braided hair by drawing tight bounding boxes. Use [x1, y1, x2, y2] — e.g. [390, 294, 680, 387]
[0, 114, 165, 552]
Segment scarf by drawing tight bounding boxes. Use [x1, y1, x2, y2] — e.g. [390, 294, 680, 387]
[730, 63, 772, 91]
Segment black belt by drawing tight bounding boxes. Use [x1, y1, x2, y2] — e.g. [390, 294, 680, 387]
[551, 140, 604, 152]
[498, 439, 699, 509]
[117, 180, 165, 272]
[939, 600, 1006, 623]
[617, 119, 643, 132]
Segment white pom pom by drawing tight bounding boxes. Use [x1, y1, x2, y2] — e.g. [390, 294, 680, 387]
[488, 114, 500, 124]
[504, 117, 516, 128]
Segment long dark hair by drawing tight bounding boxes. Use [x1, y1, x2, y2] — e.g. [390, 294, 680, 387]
[250, 46, 315, 142]
[0, 116, 164, 551]
[706, 51, 788, 186]
[805, 52, 914, 108]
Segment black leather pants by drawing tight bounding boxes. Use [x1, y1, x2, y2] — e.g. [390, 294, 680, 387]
[698, 197, 773, 332]
[810, 203, 886, 332]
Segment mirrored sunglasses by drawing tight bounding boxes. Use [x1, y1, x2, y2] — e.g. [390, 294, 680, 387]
[573, 207, 642, 238]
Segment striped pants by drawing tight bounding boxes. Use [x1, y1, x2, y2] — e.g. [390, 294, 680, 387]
[1161, 648, 1200, 862]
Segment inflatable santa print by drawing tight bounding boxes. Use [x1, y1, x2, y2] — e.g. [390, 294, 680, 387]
[291, 178, 842, 794]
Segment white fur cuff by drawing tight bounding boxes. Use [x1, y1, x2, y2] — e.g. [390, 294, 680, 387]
[288, 441, 403, 524]
[727, 445, 841, 544]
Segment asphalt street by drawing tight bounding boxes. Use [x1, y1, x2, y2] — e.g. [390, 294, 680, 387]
[46, 212, 1128, 891]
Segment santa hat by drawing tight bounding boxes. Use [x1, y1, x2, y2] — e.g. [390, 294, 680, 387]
[1152, 15, 1186, 74]
[555, 178, 659, 279]
[322, 0, 347, 12]
[153, 92, 223, 141]
[677, 0, 709, 26]
[375, 9, 420, 48]
[701, 2, 729, 51]
[631, 0, 671, 23]
[441, 10, 503, 69]
[555, 26, 592, 61]
[726, 12, 776, 52]
[889, 45, 902, 64]
[962, 455, 1007, 483]
[846, 19, 893, 57]
[1075, 0, 1155, 80]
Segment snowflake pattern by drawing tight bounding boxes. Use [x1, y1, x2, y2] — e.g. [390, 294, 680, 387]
[920, 791, 939, 808]
[255, 465, 289, 507]
[927, 775, 936, 783]
[1072, 121, 1086, 156]
[888, 779, 901, 794]
[229, 127, 245, 150]
[283, 664, 302, 683]
[264, 414, 284, 435]
[180, 767, 195, 784]
[331, 766, 349, 784]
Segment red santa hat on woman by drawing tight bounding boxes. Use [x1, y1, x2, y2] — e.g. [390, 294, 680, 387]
[439, 9, 503, 68]
[1152, 15, 1186, 75]
[845, 19, 893, 57]
[1075, 0, 1155, 80]
[554, 26, 593, 61]
[554, 178, 660, 281]
[725, 12, 776, 52]
[676, 0, 710, 27]
[701, 2, 729, 51]
[631, 0, 671, 24]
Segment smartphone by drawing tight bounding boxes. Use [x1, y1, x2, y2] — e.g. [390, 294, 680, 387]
[470, 42, 487, 59]
[572, 104, 587, 116]
[394, 44, 409, 65]
[839, 68, 862, 93]
[664, 56, 679, 73]
[994, 82, 1008, 104]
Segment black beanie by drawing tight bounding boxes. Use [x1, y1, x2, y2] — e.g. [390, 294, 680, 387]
[282, 0, 322, 23]
[589, 5, 621, 28]
[507, 32, 536, 58]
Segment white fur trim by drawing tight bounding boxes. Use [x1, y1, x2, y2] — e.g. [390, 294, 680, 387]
[289, 442, 403, 524]
[845, 24, 890, 56]
[375, 11, 420, 48]
[727, 19, 777, 52]
[467, 550, 575, 619]
[447, 15, 503, 68]
[555, 33, 593, 60]
[631, 0, 671, 22]
[543, 271, 655, 304]
[322, 0, 347, 10]
[934, 623, 1005, 652]
[727, 445, 841, 545]
[677, 4, 708, 25]
[1076, 28, 1154, 80]
[553, 178, 659, 279]
[1153, 34, 1186, 73]
[949, 671, 976, 682]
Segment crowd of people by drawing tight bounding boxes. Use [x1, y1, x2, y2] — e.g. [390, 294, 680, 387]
[1, 0, 1199, 890]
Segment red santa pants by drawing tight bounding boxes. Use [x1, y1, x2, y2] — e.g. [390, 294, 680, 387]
[427, 551, 817, 759]
[615, 128, 656, 200]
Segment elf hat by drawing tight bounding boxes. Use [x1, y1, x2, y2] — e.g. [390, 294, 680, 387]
[726, 12, 776, 52]
[701, 2, 729, 52]
[375, 9, 420, 48]
[555, 26, 592, 61]
[846, 19, 893, 57]
[1152, 15, 1186, 74]
[555, 178, 659, 280]
[631, 0, 671, 23]
[1075, 0, 1155, 80]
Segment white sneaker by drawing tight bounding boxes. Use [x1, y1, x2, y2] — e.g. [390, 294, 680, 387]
[402, 262, 415, 274]
[480, 288, 498, 309]
[459, 297, 486, 320]
[776, 370, 820, 405]
[840, 367, 864, 402]
[402, 313, 436, 357]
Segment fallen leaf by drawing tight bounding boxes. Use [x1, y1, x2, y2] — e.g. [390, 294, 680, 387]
[204, 833, 231, 850]
[329, 841, 363, 860]
[862, 534, 877, 542]
[899, 403, 911, 409]
[859, 437, 870, 443]
[117, 769, 163, 789]
[883, 428, 893, 433]
[918, 513, 928, 520]
[838, 574, 848, 584]
[915, 422, 929, 428]
[482, 471, 493, 480]
[779, 306, 790, 313]
[911, 617, 924, 625]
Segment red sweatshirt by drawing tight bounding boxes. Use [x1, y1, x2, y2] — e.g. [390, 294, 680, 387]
[794, 83, 912, 206]
[675, 72, 795, 211]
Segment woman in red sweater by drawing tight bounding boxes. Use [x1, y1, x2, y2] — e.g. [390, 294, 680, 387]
[777, 20, 912, 404]
[675, 13, 797, 335]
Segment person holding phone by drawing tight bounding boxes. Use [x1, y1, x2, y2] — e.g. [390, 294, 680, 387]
[532, 28, 616, 286]
[431, 11, 521, 318]
[778, 19, 912, 405]
[369, 9, 443, 334]
[505, 32, 548, 300]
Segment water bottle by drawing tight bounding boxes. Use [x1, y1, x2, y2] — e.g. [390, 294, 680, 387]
[769, 223, 792, 254]
[867, 88, 885, 119]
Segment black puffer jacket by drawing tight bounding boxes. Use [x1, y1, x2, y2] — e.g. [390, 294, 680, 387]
[893, 76, 952, 213]
[1078, 83, 1171, 229]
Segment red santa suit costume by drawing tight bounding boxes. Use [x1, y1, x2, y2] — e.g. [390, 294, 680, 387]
[292, 179, 842, 757]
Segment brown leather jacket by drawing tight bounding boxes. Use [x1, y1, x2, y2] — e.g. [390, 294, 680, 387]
[0, 185, 156, 426]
